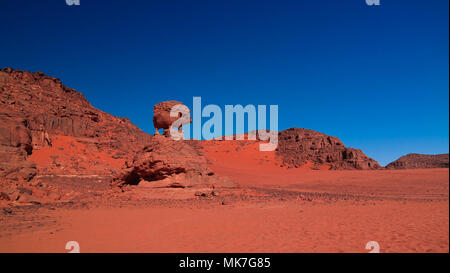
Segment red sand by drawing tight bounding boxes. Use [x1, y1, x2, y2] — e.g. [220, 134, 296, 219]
[29, 135, 125, 175]
[0, 140, 448, 253]
[1, 201, 448, 253]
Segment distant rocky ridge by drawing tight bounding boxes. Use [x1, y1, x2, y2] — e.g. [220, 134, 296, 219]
[386, 153, 449, 169]
[276, 128, 381, 170]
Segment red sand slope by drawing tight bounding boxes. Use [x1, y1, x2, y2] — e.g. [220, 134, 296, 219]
[29, 135, 125, 175]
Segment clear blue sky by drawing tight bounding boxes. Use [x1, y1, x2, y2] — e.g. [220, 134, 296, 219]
[0, 0, 448, 166]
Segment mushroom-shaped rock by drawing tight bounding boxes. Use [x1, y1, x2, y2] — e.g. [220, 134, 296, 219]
[153, 101, 191, 137]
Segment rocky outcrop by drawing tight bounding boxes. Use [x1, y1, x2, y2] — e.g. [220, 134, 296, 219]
[0, 68, 152, 181]
[0, 117, 36, 182]
[386, 153, 449, 169]
[112, 135, 217, 188]
[276, 128, 381, 170]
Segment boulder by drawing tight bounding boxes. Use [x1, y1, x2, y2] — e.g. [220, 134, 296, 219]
[113, 135, 214, 187]
[153, 100, 191, 137]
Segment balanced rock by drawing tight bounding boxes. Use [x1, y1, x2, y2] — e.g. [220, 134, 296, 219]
[153, 100, 191, 137]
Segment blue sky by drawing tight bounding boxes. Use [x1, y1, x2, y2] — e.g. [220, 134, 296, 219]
[0, 0, 448, 166]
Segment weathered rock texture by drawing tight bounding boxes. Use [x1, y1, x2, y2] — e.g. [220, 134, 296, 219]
[276, 128, 381, 170]
[0, 67, 152, 180]
[112, 135, 232, 189]
[386, 153, 449, 169]
[153, 100, 191, 137]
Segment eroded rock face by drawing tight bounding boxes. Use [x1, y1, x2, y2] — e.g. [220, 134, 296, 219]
[153, 100, 191, 137]
[276, 128, 381, 170]
[112, 135, 215, 188]
[0, 68, 152, 180]
[386, 153, 449, 169]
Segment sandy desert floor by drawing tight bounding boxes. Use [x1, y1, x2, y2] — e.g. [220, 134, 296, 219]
[0, 141, 448, 253]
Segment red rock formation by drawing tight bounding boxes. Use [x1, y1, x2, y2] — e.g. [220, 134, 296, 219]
[113, 102, 235, 192]
[386, 153, 449, 169]
[0, 68, 152, 177]
[112, 134, 217, 188]
[276, 128, 381, 170]
[0, 68, 153, 201]
[1, 68, 387, 203]
[153, 100, 191, 137]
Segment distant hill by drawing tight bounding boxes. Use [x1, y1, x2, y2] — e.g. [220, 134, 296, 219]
[277, 128, 381, 170]
[386, 153, 449, 169]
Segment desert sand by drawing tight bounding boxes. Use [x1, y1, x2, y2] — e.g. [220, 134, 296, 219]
[0, 140, 448, 253]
